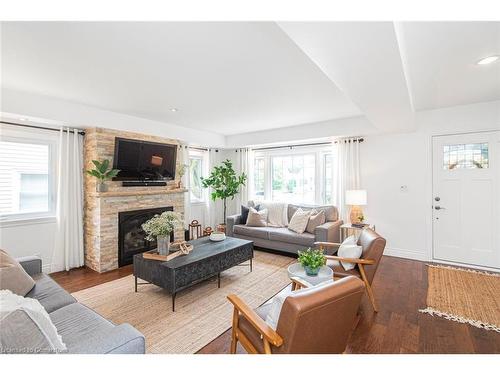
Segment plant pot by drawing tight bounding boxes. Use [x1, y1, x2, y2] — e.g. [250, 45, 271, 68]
[157, 235, 170, 256]
[304, 266, 320, 276]
[96, 182, 108, 192]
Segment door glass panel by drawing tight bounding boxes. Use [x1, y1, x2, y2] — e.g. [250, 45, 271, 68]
[443, 143, 489, 170]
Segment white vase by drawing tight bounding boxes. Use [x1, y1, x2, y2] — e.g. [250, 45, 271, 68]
[157, 235, 170, 256]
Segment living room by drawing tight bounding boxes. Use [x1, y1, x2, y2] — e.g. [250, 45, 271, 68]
[1, 1, 499, 372]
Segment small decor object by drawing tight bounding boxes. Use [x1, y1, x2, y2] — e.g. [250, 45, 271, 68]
[203, 226, 213, 237]
[86, 159, 120, 192]
[297, 248, 327, 276]
[201, 159, 247, 226]
[177, 163, 189, 188]
[345, 189, 367, 224]
[189, 220, 202, 240]
[141, 211, 182, 256]
[209, 231, 226, 242]
[216, 223, 226, 233]
[142, 240, 194, 262]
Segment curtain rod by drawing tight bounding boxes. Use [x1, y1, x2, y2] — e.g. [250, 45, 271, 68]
[0, 120, 86, 136]
[253, 138, 364, 151]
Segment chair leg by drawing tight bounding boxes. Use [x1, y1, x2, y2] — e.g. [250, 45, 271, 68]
[230, 309, 239, 354]
[358, 265, 378, 313]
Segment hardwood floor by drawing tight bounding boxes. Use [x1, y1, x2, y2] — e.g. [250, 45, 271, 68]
[50, 255, 500, 354]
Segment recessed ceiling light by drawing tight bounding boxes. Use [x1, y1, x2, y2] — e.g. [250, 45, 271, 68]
[477, 55, 499, 65]
[170, 108, 178, 112]
[19, 117, 28, 121]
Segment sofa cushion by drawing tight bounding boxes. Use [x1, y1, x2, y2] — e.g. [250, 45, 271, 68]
[49, 302, 115, 353]
[25, 273, 76, 313]
[0, 249, 35, 296]
[241, 204, 260, 224]
[246, 207, 268, 227]
[233, 225, 270, 240]
[306, 210, 326, 234]
[288, 204, 338, 222]
[268, 227, 315, 247]
[288, 208, 312, 234]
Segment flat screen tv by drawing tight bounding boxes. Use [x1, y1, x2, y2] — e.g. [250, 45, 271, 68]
[112, 138, 177, 181]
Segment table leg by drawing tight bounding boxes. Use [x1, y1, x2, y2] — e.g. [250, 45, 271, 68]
[134, 276, 137, 292]
[217, 273, 221, 288]
[172, 292, 176, 312]
[250, 258, 253, 272]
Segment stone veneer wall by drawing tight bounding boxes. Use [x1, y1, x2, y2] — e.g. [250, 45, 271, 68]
[84, 127, 187, 273]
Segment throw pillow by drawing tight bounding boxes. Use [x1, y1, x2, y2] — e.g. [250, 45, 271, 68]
[0, 290, 67, 353]
[288, 208, 312, 234]
[241, 204, 260, 224]
[306, 209, 326, 233]
[337, 236, 363, 271]
[246, 207, 268, 227]
[0, 249, 35, 296]
[265, 279, 335, 330]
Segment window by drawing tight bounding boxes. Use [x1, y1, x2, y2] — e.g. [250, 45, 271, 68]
[251, 146, 334, 205]
[443, 143, 489, 170]
[189, 149, 208, 203]
[0, 139, 55, 220]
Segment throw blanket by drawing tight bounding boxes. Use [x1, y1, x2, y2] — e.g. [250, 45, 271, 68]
[256, 201, 288, 227]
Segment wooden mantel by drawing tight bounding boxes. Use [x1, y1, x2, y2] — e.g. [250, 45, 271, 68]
[89, 188, 188, 198]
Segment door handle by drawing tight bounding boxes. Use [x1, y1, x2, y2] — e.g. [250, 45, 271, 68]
[434, 206, 446, 210]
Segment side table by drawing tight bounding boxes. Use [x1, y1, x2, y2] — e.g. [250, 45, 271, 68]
[340, 223, 376, 241]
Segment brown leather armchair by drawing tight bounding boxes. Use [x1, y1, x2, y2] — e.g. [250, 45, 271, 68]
[227, 276, 365, 354]
[315, 228, 386, 312]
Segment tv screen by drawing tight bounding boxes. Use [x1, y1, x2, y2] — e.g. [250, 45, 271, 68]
[112, 138, 177, 181]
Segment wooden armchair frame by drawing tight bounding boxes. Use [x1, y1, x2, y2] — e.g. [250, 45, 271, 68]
[315, 242, 379, 312]
[227, 294, 283, 354]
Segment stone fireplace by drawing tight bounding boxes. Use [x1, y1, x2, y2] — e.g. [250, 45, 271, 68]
[83, 127, 186, 273]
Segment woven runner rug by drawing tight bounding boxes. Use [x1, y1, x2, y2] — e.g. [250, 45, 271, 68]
[73, 250, 294, 353]
[419, 264, 500, 332]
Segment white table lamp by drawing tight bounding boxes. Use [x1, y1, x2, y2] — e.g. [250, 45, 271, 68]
[345, 189, 367, 224]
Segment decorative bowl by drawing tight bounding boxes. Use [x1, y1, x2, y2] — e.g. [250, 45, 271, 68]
[209, 231, 226, 242]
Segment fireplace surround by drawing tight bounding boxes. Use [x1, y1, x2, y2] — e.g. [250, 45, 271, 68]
[118, 206, 174, 267]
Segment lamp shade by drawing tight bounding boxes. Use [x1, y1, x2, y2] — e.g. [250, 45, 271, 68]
[345, 190, 367, 205]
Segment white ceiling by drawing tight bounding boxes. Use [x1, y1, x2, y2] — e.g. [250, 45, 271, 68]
[1, 21, 499, 137]
[0, 22, 361, 135]
[396, 22, 500, 111]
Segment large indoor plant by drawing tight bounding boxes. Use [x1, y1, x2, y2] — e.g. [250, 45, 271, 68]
[298, 248, 327, 276]
[201, 159, 247, 227]
[86, 159, 120, 192]
[142, 211, 182, 255]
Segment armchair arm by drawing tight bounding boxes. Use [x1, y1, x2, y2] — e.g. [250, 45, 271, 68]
[227, 294, 283, 347]
[290, 276, 314, 290]
[226, 214, 242, 237]
[315, 220, 342, 243]
[314, 241, 342, 249]
[16, 256, 43, 276]
[325, 255, 376, 265]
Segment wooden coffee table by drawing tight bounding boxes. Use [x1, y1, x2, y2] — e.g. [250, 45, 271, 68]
[133, 236, 253, 311]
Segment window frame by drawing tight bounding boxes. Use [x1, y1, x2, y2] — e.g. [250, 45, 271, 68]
[188, 149, 208, 204]
[0, 131, 58, 224]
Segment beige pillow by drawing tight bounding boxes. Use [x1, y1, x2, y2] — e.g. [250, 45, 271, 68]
[0, 250, 35, 296]
[288, 208, 312, 234]
[246, 207, 268, 227]
[306, 209, 326, 233]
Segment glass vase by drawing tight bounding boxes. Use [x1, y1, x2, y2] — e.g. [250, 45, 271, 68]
[157, 235, 170, 256]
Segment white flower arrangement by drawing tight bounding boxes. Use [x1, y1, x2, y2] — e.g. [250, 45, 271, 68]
[142, 211, 183, 241]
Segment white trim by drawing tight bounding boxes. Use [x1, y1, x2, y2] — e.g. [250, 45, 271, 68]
[0, 215, 56, 228]
[429, 258, 500, 273]
[383, 247, 430, 262]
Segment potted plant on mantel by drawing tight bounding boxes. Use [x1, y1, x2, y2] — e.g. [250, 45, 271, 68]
[298, 248, 327, 276]
[86, 159, 120, 192]
[201, 159, 247, 232]
[142, 211, 183, 255]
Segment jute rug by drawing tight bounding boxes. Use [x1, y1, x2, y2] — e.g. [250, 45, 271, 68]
[73, 250, 294, 353]
[419, 264, 500, 332]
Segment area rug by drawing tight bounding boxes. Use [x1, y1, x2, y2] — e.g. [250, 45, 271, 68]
[419, 264, 500, 332]
[72, 250, 294, 353]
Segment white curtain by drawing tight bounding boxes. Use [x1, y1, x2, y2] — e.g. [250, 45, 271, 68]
[52, 128, 84, 272]
[234, 148, 252, 210]
[333, 137, 361, 222]
[205, 148, 223, 228]
[180, 144, 191, 228]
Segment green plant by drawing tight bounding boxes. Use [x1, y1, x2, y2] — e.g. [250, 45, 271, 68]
[178, 163, 189, 178]
[86, 159, 120, 183]
[141, 211, 183, 241]
[201, 159, 247, 223]
[298, 248, 326, 270]
[357, 214, 365, 223]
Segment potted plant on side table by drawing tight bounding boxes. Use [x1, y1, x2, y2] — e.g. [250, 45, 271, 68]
[142, 211, 183, 256]
[298, 248, 327, 276]
[86, 159, 120, 192]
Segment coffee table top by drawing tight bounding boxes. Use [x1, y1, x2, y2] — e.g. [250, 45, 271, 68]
[287, 263, 333, 286]
[139, 236, 253, 269]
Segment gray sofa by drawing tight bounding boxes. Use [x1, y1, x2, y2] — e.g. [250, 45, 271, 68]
[227, 203, 343, 255]
[10, 256, 145, 354]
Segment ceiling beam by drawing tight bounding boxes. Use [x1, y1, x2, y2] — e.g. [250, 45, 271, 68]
[278, 21, 416, 132]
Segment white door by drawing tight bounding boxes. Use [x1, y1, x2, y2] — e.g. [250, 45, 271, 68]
[432, 131, 500, 269]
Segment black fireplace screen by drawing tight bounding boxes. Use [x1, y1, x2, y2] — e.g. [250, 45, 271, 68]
[118, 206, 174, 267]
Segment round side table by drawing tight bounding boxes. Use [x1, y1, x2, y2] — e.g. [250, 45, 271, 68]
[287, 263, 333, 289]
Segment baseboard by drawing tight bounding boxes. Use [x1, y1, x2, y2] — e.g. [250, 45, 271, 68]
[383, 247, 430, 262]
[42, 264, 53, 273]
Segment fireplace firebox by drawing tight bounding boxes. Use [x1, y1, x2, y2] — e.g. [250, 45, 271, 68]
[118, 206, 174, 267]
